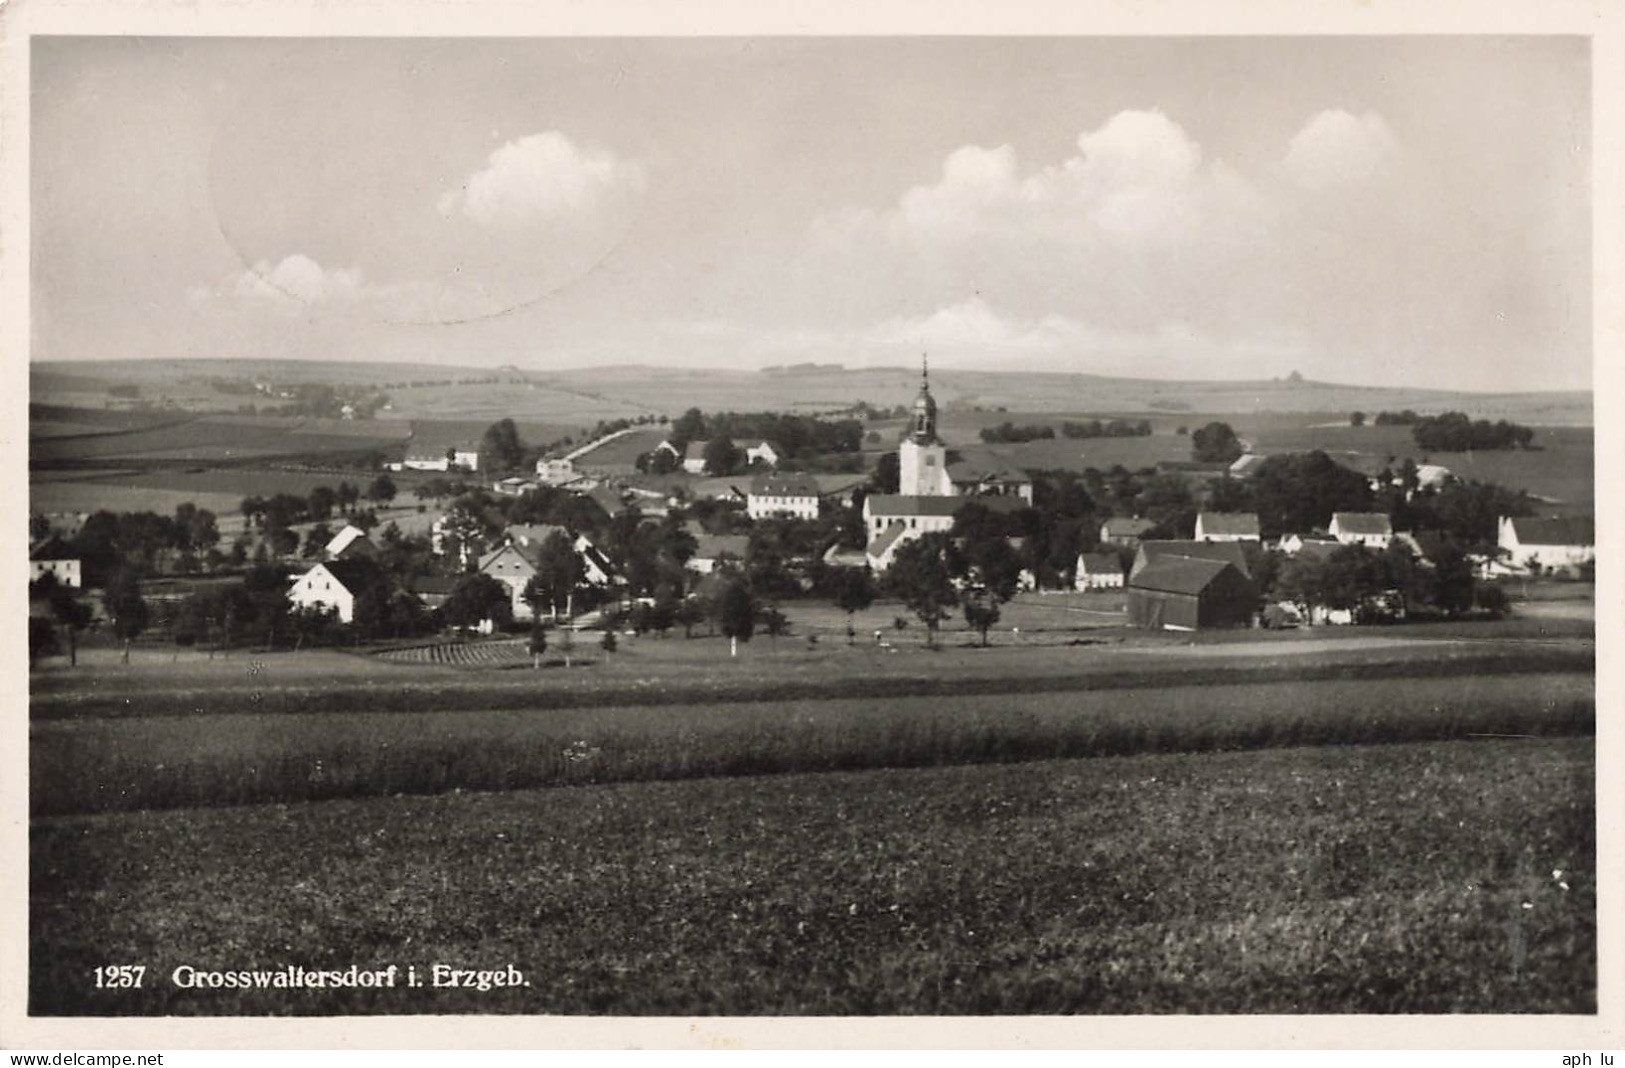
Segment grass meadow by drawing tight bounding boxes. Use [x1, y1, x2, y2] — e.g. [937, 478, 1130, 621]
[31, 735, 1594, 1015]
[31, 666, 1592, 816]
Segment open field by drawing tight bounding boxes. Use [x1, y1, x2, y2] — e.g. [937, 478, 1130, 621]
[1250, 423, 1594, 512]
[30, 656, 1591, 815]
[30, 735, 1593, 1014]
[569, 426, 670, 469]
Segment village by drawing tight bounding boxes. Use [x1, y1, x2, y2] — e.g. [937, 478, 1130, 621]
[27, 360, 1596, 668]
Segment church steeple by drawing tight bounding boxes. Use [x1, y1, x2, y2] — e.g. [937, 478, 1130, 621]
[909, 352, 938, 444]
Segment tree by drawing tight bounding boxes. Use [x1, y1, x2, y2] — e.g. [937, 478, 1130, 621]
[439, 573, 513, 631]
[30, 615, 61, 668]
[712, 579, 757, 657]
[308, 485, 338, 522]
[528, 619, 548, 668]
[671, 407, 706, 446]
[480, 419, 527, 473]
[1429, 542, 1477, 617]
[884, 533, 958, 648]
[103, 570, 150, 663]
[1350, 411, 1367, 428]
[366, 475, 397, 504]
[43, 579, 92, 667]
[1191, 421, 1243, 464]
[832, 568, 876, 643]
[337, 481, 361, 514]
[703, 435, 742, 477]
[524, 531, 586, 619]
[303, 522, 335, 559]
[962, 593, 1002, 647]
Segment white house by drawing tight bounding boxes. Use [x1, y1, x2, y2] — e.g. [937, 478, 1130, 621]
[743, 441, 781, 468]
[747, 472, 821, 521]
[1074, 551, 1125, 591]
[1498, 516, 1594, 573]
[493, 477, 540, 497]
[682, 441, 710, 475]
[287, 560, 381, 624]
[1277, 532, 1341, 556]
[1194, 512, 1261, 543]
[28, 537, 81, 588]
[536, 457, 576, 485]
[478, 526, 617, 621]
[1328, 512, 1393, 549]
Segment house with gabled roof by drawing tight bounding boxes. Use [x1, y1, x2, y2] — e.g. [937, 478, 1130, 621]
[1498, 515, 1594, 573]
[1074, 551, 1125, 591]
[743, 440, 781, 468]
[1101, 516, 1158, 547]
[682, 440, 710, 475]
[1329, 512, 1394, 549]
[29, 537, 81, 589]
[324, 524, 378, 561]
[1194, 512, 1261, 543]
[747, 472, 822, 521]
[947, 459, 1034, 504]
[287, 559, 388, 624]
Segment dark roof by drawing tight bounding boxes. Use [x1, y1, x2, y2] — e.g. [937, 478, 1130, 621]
[29, 536, 75, 561]
[866, 522, 909, 559]
[1197, 512, 1260, 537]
[1332, 512, 1394, 536]
[1103, 517, 1157, 537]
[1131, 556, 1237, 596]
[1076, 552, 1124, 574]
[1136, 540, 1252, 578]
[865, 495, 964, 518]
[409, 574, 461, 595]
[318, 558, 385, 591]
[1508, 516, 1594, 547]
[683, 441, 709, 461]
[750, 472, 822, 498]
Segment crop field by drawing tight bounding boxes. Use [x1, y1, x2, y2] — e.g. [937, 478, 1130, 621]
[30, 734, 1593, 1015]
[30, 412, 409, 466]
[373, 639, 535, 669]
[570, 427, 672, 468]
[1248, 423, 1593, 510]
[30, 663, 1592, 815]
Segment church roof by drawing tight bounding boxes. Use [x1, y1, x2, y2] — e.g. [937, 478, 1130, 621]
[865, 495, 965, 518]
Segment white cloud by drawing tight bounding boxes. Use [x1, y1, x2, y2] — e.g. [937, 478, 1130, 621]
[225, 254, 364, 304]
[1282, 110, 1399, 191]
[437, 131, 645, 228]
[868, 297, 1082, 351]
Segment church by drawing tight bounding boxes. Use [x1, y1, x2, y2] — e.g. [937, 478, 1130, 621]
[862, 359, 1032, 571]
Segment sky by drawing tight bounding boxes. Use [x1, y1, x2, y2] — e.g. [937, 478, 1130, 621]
[30, 35, 1593, 391]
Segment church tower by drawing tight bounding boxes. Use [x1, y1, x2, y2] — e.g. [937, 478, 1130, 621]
[898, 354, 951, 496]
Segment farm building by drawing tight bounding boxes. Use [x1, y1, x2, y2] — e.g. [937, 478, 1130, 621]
[1127, 557, 1256, 631]
[479, 526, 617, 621]
[408, 574, 459, 612]
[287, 559, 386, 624]
[1277, 532, 1341, 556]
[323, 525, 377, 561]
[1498, 515, 1595, 573]
[1074, 551, 1125, 591]
[1101, 516, 1157, 547]
[747, 472, 821, 521]
[493, 476, 540, 497]
[1329, 512, 1394, 549]
[29, 537, 81, 589]
[947, 459, 1034, 504]
[1131, 540, 1253, 581]
[686, 529, 750, 575]
[535, 457, 576, 485]
[1194, 512, 1261, 542]
[743, 441, 781, 468]
[682, 441, 710, 475]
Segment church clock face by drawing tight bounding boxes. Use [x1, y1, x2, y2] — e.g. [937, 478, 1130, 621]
[925, 456, 935, 466]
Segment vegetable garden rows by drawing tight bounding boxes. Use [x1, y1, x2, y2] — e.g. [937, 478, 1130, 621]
[374, 639, 533, 668]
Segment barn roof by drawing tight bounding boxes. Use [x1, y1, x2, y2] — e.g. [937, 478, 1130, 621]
[866, 522, 909, 561]
[1198, 512, 1260, 537]
[1076, 552, 1124, 574]
[750, 472, 822, 498]
[1507, 516, 1594, 547]
[1136, 540, 1252, 578]
[1130, 556, 1237, 596]
[315, 558, 386, 592]
[1331, 512, 1394, 536]
[1102, 517, 1157, 537]
[29, 536, 75, 561]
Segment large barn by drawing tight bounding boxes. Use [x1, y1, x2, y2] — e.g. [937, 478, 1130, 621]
[1127, 556, 1256, 631]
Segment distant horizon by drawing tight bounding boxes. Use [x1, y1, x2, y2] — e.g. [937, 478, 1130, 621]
[28, 353, 1595, 400]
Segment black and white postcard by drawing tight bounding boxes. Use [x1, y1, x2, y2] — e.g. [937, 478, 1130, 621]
[4, 0, 1620, 1052]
